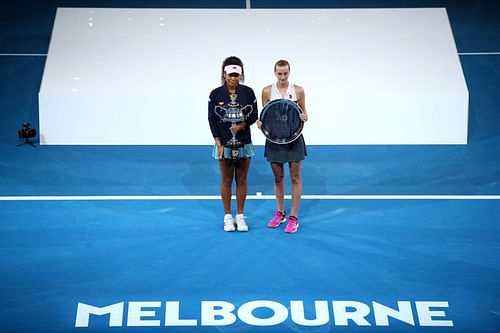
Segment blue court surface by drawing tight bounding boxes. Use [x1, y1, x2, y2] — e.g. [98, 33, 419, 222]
[0, 197, 499, 332]
[1, 1, 500, 333]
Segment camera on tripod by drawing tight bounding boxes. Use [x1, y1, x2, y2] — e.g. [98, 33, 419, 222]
[18, 123, 37, 139]
[17, 122, 37, 147]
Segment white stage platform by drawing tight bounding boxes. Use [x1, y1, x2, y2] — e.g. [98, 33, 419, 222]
[39, 8, 468, 145]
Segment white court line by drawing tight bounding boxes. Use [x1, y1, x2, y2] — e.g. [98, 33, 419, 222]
[0, 195, 499, 201]
[0, 53, 47, 56]
[2, 52, 500, 57]
[246, 0, 251, 9]
[458, 52, 500, 55]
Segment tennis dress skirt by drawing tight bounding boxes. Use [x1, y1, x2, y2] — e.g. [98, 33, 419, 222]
[264, 135, 307, 163]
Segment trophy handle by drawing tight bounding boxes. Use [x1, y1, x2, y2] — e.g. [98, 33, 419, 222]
[214, 105, 226, 120]
[240, 104, 253, 117]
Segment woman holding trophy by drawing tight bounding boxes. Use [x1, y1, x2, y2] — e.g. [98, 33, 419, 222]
[259, 59, 309, 234]
[208, 56, 258, 232]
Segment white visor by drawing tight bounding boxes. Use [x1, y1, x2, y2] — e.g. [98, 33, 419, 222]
[224, 65, 242, 75]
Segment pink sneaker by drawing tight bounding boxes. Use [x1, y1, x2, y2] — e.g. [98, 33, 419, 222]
[267, 211, 286, 228]
[285, 216, 299, 233]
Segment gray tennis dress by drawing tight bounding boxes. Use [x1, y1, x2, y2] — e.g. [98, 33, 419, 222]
[264, 82, 307, 163]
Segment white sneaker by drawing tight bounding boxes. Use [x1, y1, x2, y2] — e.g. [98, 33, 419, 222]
[235, 214, 249, 232]
[224, 214, 235, 232]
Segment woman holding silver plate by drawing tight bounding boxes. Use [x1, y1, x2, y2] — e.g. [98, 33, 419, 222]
[208, 56, 258, 232]
[259, 59, 308, 234]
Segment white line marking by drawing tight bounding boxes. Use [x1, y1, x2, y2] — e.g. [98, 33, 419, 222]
[1, 52, 499, 58]
[458, 52, 500, 55]
[0, 53, 47, 56]
[246, 0, 251, 9]
[0, 195, 499, 201]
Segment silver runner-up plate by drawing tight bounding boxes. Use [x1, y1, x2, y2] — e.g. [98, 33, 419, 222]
[260, 99, 304, 144]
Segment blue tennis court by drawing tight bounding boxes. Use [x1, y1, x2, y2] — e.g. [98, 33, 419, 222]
[1, 1, 499, 332]
[1, 197, 499, 332]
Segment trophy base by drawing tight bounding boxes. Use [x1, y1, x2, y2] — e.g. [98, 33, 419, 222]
[223, 146, 245, 160]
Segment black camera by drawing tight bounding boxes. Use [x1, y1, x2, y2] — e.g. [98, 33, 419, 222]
[18, 122, 37, 139]
[17, 122, 37, 147]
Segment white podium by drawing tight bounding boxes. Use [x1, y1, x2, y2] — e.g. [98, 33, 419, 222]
[39, 8, 468, 145]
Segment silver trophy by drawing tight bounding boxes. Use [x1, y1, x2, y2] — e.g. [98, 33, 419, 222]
[214, 93, 253, 160]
